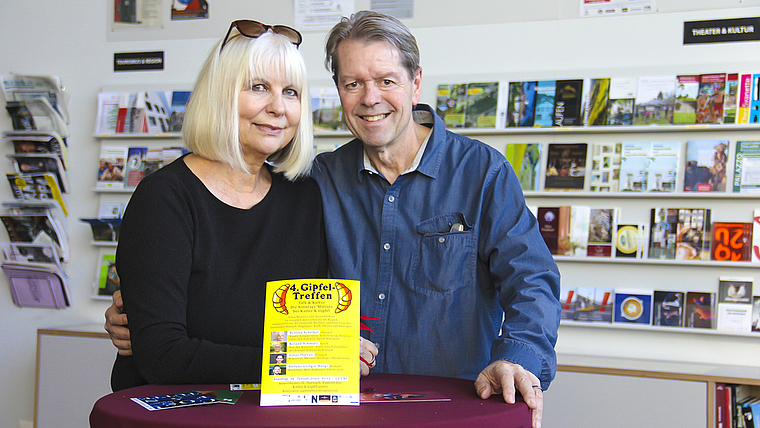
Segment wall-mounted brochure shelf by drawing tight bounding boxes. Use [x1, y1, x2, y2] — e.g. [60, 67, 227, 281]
[524, 191, 760, 200]
[94, 133, 182, 139]
[92, 188, 134, 194]
[315, 124, 760, 139]
[453, 123, 760, 136]
[554, 256, 760, 269]
[560, 319, 760, 339]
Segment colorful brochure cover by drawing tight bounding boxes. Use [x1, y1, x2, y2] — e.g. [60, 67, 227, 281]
[131, 390, 242, 411]
[310, 87, 345, 132]
[674, 75, 699, 124]
[544, 143, 588, 191]
[683, 139, 729, 192]
[505, 143, 541, 191]
[260, 279, 360, 406]
[464, 81, 502, 129]
[695, 73, 726, 124]
[605, 77, 636, 126]
[675, 208, 711, 261]
[723, 73, 739, 123]
[533, 80, 556, 127]
[97, 253, 119, 296]
[506, 81, 537, 127]
[553, 79, 584, 126]
[587, 208, 616, 257]
[585, 77, 610, 126]
[710, 222, 752, 262]
[615, 224, 646, 259]
[634, 75, 675, 125]
[737, 74, 754, 124]
[653, 291, 684, 327]
[613, 289, 653, 324]
[574, 287, 613, 322]
[435, 83, 467, 129]
[686, 291, 716, 329]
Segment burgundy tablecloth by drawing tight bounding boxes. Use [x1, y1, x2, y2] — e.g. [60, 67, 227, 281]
[90, 373, 530, 428]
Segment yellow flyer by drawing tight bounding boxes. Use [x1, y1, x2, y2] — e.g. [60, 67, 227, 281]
[260, 279, 360, 406]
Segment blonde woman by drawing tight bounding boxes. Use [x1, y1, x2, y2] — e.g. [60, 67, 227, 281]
[110, 20, 328, 391]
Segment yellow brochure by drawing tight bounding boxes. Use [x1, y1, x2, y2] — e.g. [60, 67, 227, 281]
[260, 279, 360, 406]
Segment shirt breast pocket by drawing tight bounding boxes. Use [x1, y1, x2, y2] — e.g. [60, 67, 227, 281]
[411, 213, 476, 295]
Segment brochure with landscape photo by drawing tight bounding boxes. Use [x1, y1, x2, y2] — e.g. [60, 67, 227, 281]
[674, 75, 699, 124]
[606, 77, 637, 126]
[435, 83, 467, 128]
[464, 81, 503, 129]
[506, 81, 537, 127]
[505, 143, 542, 191]
[634, 75, 675, 125]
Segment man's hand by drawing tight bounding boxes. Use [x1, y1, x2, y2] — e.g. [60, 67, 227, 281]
[104, 290, 132, 356]
[359, 337, 378, 376]
[474, 360, 544, 428]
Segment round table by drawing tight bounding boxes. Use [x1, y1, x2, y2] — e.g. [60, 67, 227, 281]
[90, 373, 531, 427]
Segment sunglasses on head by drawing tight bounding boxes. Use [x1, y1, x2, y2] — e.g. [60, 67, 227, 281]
[220, 20, 302, 54]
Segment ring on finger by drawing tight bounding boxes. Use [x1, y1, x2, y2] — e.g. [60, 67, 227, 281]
[360, 356, 376, 368]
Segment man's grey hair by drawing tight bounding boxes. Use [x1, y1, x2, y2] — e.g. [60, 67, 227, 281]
[324, 10, 420, 81]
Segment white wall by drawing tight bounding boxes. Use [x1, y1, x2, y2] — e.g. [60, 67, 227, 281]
[1, 1, 759, 426]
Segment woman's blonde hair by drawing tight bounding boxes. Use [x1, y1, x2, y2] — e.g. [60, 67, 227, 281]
[183, 29, 314, 180]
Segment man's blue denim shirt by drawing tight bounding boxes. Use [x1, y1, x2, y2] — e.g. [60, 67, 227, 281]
[311, 104, 561, 390]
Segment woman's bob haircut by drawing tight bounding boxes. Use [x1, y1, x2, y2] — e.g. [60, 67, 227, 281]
[182, 29, 314, 180]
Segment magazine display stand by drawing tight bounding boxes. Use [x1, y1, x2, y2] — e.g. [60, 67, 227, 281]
[89, 85, 189, 300]
[1, 75, 71, 308]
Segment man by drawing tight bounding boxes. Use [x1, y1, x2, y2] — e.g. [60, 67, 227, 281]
[312, 11, 559, 428]
[106, 10, 560, 428]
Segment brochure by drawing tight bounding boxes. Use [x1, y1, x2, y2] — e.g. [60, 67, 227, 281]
[259, 279, 360, 406]
[131, 390, 242, 411]
[359, 391, 451, 403]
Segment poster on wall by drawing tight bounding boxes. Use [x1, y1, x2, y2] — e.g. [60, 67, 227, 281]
[295, 0, 354, 31]
[113, 0, 163, 28]
[370, 0, 414, 19]
[580, 0, 656, 17]
[171, 0, 209, 20]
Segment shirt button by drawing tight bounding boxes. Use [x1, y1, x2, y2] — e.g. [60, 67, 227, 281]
[383, 243, 391, 251]
[438, 237, 445, 243]
[378, 293, 386, 300]
[388, 195, 395, 203]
